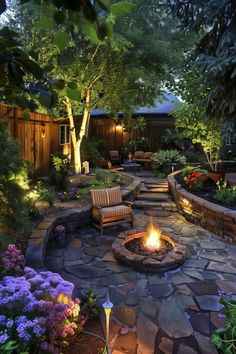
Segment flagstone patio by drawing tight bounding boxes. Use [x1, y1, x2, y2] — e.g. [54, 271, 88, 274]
[45, 174, 236, 354]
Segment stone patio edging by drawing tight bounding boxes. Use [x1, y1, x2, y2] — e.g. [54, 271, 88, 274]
[25, 173, 141, 268]
[168, 171, 236, 243]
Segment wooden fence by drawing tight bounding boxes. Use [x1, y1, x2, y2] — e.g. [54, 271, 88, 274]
[89, 115, 175, 155]
[0, 104, 70, 177]
[1, 104, 174, 176]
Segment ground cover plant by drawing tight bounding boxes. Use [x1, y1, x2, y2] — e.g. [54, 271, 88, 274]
[211, 292, 236, 353]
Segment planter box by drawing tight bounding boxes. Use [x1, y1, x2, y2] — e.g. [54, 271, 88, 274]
[168, 171, 236, 243]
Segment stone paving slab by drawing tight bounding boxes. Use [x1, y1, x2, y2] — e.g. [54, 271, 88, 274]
[45, 174, 236, 354]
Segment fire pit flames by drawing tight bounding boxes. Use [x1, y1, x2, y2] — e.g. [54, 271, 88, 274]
[112, 221, 187, 273]
[144, 222, 161, 251]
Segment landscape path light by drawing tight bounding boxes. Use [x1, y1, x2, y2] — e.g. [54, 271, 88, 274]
[103, 292, 113, 354]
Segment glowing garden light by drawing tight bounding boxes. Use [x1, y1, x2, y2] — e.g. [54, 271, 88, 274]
[102, 293, 113, 354]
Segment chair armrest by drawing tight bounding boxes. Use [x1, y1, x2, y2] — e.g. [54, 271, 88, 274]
[123, 201, 133, 207]
[92, 205, 102, 211]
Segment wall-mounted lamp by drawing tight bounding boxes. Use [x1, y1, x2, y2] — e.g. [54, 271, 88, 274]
[41, 122, 46, 139]
[116, 123, 123, 130]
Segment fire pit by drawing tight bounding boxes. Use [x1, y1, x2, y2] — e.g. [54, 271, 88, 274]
[112, 223, 186, 273]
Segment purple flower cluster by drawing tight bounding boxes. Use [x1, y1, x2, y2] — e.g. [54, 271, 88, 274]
[0, 267, 82, 353]
[1, 244, 25, 275]
[56, 186, 79, 202]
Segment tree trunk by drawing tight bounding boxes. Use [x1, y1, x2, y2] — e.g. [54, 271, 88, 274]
[65, 91, 92, 175]
[73, 141, 81, 174]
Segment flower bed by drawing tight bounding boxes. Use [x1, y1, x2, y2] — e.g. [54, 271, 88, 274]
[0, 246, 83, 353]
[168, 171, 236, 243]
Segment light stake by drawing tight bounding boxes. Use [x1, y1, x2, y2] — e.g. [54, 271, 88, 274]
[103, 292, 113, 354]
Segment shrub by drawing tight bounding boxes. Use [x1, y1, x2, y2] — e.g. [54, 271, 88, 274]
[152, 149, 186, 176]
[215, 182, 236, 205]
[56, 186, 80, 202]
[0, 124, 30, 233]
[81, 137, 100, 167]
[183, 151, 206, 164]
[0, 244, 25, 278]
[112, 173, 125, 185]
[0, 267, 82, 353]
[26, 182, 56, 210]
[50, 152, 71, 191]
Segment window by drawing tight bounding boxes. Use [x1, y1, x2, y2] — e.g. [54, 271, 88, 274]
[225, 129, 234, 146]
[60, 125, 70, 145]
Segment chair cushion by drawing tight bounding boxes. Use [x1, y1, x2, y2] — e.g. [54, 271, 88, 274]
[93, 204, 131, 221]
[109, 150, 119, 158]
[134, 151, 144, 159]
[90, 186, 122, 207]
[144, 152, 153, 159]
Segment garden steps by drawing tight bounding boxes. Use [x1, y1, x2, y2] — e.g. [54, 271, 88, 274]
[133, 200, 178, 212]
[137, 192, 170, 201]
[134, 177, 177, 212]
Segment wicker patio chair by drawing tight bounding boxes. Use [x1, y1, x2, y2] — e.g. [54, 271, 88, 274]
[90, 186, 134, 235]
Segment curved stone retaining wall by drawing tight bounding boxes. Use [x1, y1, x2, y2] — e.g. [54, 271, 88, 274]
[26, 173, 141, 268]
[168, 171, 236, 243]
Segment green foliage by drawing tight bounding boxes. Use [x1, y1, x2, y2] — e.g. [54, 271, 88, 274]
[27, 182, 56, 208]
[112, 172, 125, 185]
[123, 137, 150, 155]
[81, 137, 101, 167]
[211, 297, 236, 353]
[182, 166, 207, 179]
[95, 169, 112, 181]
[80, 289, 100, 320]
[152, 149, 186, 170]
[172, 65, 223, 172]
[183, 151, 206, 164]
[50, 152, 71, 191]
[170, 0, 236, 121]
[0, 124, 30, 233]
[215, 182, 236, 206]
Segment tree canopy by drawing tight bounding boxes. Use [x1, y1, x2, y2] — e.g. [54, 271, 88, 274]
[169, 0, 236, 121]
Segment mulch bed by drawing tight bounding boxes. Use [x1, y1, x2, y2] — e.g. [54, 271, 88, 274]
[175, 172, 236, 209]
[65, 318, 105, 354]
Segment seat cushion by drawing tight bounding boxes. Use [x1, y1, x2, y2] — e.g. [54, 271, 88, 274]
[134, 151, 144, 159]
[90, 186, 122, 207]
[109, 150, 119, 158]
[144, 152, 153, 159]
[93, 204, 131, 221]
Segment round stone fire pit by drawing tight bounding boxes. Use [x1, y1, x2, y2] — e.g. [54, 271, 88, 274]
[112, 229, 186, 273]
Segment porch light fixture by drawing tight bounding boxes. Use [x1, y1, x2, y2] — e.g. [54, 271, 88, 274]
[103, 292, 113, 354]
[116, 122, 123, 130]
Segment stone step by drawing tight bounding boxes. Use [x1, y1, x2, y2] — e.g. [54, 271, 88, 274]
[140, 185, 169, 193]
[137, 192, 170, 201]
[145, 187, 169, 193]
[133, 200, 178, 212]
